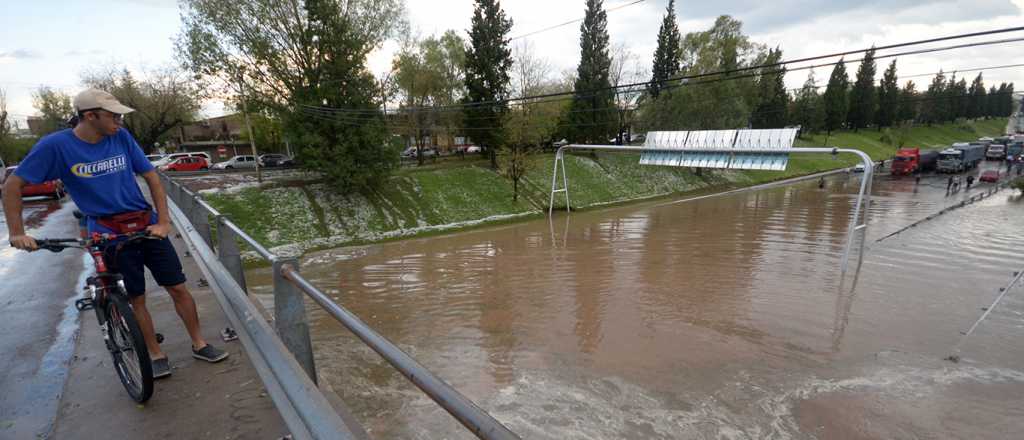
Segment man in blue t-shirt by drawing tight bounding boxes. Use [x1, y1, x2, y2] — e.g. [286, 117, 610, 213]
[2, 89, 227, 378]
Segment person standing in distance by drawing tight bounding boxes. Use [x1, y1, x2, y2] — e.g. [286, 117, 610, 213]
[2, 89, 228, 379]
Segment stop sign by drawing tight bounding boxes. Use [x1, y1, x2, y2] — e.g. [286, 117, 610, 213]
[217, 145, 227, 158]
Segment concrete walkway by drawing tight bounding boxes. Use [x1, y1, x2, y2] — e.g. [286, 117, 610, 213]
[51, 223, 289, 439]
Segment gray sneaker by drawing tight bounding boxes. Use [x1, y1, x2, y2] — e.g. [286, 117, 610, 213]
[192, 343, 229, 363]
[152, 357, 172, 379]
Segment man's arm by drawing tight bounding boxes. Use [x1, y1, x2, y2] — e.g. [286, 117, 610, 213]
[140, 170, 172, 238]
[3, 175, 37, 250]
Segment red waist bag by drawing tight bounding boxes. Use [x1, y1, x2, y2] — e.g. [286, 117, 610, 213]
[97, 210, 152, 234]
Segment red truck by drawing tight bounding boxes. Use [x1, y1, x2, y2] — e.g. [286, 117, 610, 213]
[891, 148, 939, 175]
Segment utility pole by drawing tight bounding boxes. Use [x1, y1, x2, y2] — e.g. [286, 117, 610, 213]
[238, 70, 262, 183]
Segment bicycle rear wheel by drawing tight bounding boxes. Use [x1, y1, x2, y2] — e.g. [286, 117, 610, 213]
[106, 293, 154, 403]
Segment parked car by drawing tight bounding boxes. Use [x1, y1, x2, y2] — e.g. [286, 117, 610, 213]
[2, 166, 65, 199]
[160, 156, 209, 172]
[452, 145, 480, 154]
[259, 154, 294, 167]
[153, 152, 211, 168]
[400, 147, 437, 158]
[146, 154, 165, 163]
[213, 155, 258, 169]
[979, 169, 1001, 182]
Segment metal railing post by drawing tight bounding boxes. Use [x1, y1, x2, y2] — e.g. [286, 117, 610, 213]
[191, 195, 212, 246]
[273, 258, 317, 383]
[215, 216, 247, 293]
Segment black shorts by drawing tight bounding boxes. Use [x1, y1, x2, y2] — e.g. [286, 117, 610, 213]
[103, 237, 187, 297]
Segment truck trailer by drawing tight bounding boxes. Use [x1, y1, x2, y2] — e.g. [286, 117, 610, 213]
[891, 148, 939, 175]
[937, 143, 985, 173]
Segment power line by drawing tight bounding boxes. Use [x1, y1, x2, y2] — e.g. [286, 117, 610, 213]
[305, 28, 1024, 115]
[297, 89, 1019, 132]
[508, 0, 647, 41]
[303, 36, 1024, 121]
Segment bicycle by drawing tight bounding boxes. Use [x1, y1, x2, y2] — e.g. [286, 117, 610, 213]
[34, 231, 158, 403]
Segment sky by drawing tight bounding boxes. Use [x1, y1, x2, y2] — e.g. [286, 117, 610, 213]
[3, 0, 1024, 129]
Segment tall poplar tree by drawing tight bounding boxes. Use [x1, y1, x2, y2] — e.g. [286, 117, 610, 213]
[921, 71, 947, 125]
[464, 0, 514, 169]
[875, 59, 899, 128]
[751, 47, 788, 128]
[791, 70, 824, 134]
[823, 58, 849, 134]
[648, 0, 681, 98]
[967, 73, 985, 119]
[569, 0, 616, 144]
[846, 47, 876, 131]
[897, 80, 919, 123]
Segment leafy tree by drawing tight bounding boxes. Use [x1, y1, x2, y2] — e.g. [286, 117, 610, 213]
[791, 70, 824, 135]
[921, 71, 947, 125]
[995, 82, 1015, 117]
[875, 59, 899, 128]
[986, 85, 999, 118]
[81, 65, 205, 153]
[967, 73, 986, 120]
[609, 43, 645, 144]
[846, 47, 876, 131]
[31, 87, 74, 136]
[897, 80, 919, 123]
[464, 0, 514, 169]
[568, 0, 616, 144]
[946, 75, 968, 120]
[178, 0, 406, 191]
[0, 89, 10, 151]
[751, 47, 787, 128]
[393, 32, 468, 165]
[822, 59, 849, 134]
[647, 0, 681, 98]
[638, 16, 761, 131]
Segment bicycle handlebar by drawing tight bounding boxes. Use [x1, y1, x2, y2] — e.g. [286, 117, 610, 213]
[32, 231, 155, 253]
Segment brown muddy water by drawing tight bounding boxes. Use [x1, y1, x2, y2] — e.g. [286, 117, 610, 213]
[247, 167, 1024, 439]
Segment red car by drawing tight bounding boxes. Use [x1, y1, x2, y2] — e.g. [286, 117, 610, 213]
[979, 170, 1001, 183]
[2, 166, 65, 199]
[160, 156, 209, 172]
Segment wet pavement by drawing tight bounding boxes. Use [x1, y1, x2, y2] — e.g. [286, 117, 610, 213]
[0, 197, 83, 439]
[0, 194, 289, 439]
[246, 161, 1024, 439]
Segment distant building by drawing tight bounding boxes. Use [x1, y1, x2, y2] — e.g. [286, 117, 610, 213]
[176, 114, 250, 162]
[26, 116, 46, 137]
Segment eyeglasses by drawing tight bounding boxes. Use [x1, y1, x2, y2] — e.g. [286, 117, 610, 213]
[86, 110, 123, 121]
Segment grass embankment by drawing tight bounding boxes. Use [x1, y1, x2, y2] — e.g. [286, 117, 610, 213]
[203, 119, 1007, 256]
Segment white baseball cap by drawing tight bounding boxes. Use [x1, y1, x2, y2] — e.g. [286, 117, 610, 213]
[73, 88, 135, 115]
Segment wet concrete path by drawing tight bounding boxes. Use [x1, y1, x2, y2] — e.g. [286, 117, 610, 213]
[248, 162, 1024, 439]
[0, 199, 83, 439]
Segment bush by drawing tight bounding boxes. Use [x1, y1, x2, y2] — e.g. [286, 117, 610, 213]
[1012, 177, 1024, 192]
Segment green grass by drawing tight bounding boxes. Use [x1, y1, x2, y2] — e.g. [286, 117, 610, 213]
[202, 119, 1008, 254]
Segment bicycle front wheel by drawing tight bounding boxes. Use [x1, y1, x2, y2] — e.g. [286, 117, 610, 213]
[106, 293, 154, 403]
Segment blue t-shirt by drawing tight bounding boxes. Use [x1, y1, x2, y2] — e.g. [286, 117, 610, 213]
[15, 128, 156, 233]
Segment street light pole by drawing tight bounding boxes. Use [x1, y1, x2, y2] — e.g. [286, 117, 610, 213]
[238, 71, 262, 183]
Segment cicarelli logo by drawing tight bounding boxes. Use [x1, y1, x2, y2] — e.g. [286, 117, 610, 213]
[71, 155, 128, 178]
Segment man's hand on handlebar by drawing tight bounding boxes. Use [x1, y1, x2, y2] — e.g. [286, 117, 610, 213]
[145, 222, 171, 239]
[10, 234, 38, 251]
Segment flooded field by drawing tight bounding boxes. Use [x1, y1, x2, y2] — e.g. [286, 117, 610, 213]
[249, 166, 1024, 439]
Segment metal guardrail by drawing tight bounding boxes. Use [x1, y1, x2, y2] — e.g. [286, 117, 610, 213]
[158, 173, 519, 440]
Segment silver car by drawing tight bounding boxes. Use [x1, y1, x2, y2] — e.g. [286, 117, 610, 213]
[213, 155, 258, 169]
